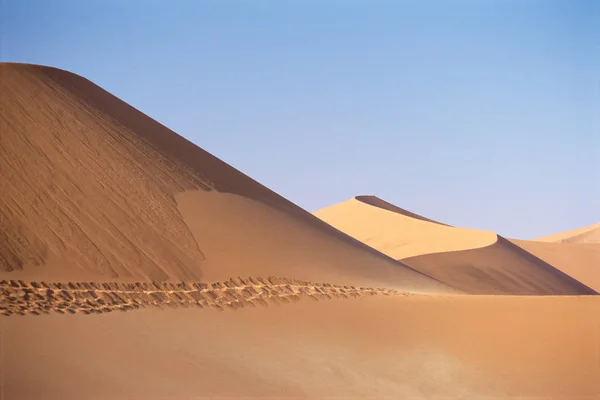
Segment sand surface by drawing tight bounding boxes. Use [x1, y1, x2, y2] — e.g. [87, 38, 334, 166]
[2, 295, 598, 400]
[1, 63, 598, 399]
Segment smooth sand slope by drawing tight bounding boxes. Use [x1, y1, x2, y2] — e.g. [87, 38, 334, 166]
[512, 239, 600, 292]
[536, 222, 600, 244]
[0, 63, 453, 293]
[3, 296, 598, 399]
[403, 237, 596, 294]
[316, 196, 595, 294]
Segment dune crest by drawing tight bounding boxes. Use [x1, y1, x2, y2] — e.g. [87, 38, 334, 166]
[355, 195, 449, 226]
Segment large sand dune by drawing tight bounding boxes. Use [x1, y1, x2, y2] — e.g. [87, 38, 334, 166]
[0, 63, 453, 293]
[316, 196, 595, 294]
[536, 222, 600, 243]
[3, 295, 598, 399]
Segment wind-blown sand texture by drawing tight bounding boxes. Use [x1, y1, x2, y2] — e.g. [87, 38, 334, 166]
[1, 63, 598, 400]
[316, 196, 596, 294]
[536, 222, 600, 244]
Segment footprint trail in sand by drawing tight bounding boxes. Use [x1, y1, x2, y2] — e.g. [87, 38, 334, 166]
[0, 277, 410, 316]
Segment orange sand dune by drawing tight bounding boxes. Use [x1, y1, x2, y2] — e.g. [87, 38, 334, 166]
[316, 196, 595, 294]
[536, 222, 600, 243]
[315, 196, 497, 259]
[512, 239, 600, 292]
[2, 295, 598, 399]
[0, 63, 453, 293]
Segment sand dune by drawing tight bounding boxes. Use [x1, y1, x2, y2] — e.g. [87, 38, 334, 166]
[3, 295, 598, 399]
[0, 63, 453, 293]
[512, 239, 600, 292]
[536, 222, 600, 243]
[316, 196, 594, 294]
[315, 196, 497, 259]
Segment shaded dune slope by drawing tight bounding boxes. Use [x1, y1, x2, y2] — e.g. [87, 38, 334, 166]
[0, 63, 452, 293]
[511, 240, 600, 292]
[402, 237, 597, 294]
[535, 222, 600, 244]
[316, 197, 595, 294]
[355, 195, 449, 226]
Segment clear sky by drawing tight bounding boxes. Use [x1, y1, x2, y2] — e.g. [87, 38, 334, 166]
[2, 0, 599, 239]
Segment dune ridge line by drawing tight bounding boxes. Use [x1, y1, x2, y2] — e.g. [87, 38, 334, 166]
[0, 277, 410, 316]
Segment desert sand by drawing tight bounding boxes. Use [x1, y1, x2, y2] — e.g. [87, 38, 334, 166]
[315, 195, 498, 260]
[1, 63, 598, 400]
[316, 196, 596, 294]
[3, 296, 598, 399]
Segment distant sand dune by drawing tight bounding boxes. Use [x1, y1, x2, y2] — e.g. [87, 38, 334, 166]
[535, 222, 600, 243]
[0, 63, 454, 294]
[315, 196, 497, 260]
[316, 196, 594, 294]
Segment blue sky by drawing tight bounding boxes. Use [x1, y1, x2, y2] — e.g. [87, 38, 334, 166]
[2, 0, 599, 239]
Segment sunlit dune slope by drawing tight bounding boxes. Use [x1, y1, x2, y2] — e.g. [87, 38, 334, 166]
[316, 196, 595, 294]
[315, 196, 497, 259]
[0, 63, 453, 293]
[3, 295, 598, 399]
[535, 222, 600, 244]
[511, 239, 600, 292]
